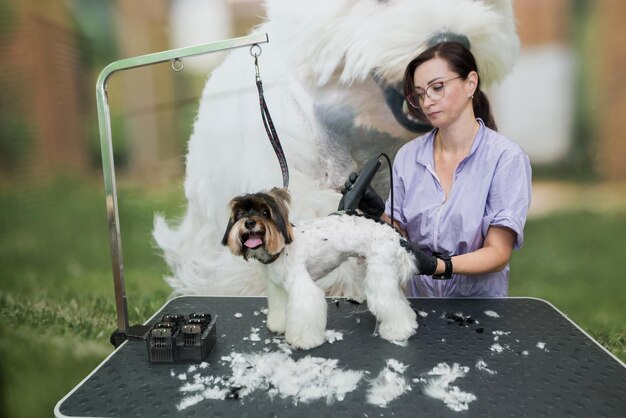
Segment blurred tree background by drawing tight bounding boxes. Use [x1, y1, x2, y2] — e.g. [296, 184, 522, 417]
[0, 1, 624, 417]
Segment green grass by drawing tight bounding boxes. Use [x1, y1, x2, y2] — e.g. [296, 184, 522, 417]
[0, 177, 179, 418]
[509, 210, 626, 360]
[0, 177, 624, 417]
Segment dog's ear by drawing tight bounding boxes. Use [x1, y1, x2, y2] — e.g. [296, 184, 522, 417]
[266, 188, 293, 244]
[221, 198, 240, 248]
[268, 187, 291, 206]
[221, 218, 234, 247]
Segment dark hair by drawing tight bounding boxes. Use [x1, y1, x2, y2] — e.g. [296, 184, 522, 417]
[402, 41, 497, 131]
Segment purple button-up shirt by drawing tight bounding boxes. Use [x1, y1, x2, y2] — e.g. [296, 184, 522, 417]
[385, 120, 532, 297]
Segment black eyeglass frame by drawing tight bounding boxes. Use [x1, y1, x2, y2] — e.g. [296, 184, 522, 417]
[406, 75, 463, 108]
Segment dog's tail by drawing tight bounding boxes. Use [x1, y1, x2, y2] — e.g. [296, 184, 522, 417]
[397, 239, 420, 285]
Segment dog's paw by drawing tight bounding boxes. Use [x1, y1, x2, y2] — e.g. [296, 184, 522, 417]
[266, 313, 286, 334]
[378, 318, 418, 343]
[285, 330, 325, 350]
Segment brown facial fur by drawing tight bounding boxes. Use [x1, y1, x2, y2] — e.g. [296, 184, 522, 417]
[222, 188, 294, 259]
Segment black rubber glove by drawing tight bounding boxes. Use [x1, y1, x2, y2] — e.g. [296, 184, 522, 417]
[341, 172, 385, 217]
[399, 239, 438, 275]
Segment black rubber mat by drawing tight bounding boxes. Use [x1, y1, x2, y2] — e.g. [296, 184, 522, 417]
[56, 297, 625, 417]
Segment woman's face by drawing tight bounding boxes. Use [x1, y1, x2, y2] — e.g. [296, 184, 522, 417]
[412, 57, 475, 128]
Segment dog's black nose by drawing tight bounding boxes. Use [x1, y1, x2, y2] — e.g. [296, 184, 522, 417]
[244, 219, 256, 230]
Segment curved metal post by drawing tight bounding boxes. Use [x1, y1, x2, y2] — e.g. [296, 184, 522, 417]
[95, 33, 269, 335]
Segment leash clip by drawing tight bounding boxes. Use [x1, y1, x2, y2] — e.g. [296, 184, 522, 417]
[250, 44, 262, 81]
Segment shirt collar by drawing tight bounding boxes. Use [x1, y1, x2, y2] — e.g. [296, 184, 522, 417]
[466, 118, 486, 159]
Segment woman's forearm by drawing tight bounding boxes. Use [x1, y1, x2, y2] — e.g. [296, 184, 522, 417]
[435, 226, 516, 275]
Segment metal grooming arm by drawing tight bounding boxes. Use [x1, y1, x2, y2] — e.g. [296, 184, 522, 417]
[95, 33, 269, 347]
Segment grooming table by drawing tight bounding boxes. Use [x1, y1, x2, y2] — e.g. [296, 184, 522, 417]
[55, 296, 625, 417]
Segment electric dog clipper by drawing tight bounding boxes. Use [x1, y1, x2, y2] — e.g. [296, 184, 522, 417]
[338, 157, 381, 211]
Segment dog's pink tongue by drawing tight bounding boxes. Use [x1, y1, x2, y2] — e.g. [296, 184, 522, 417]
[244, 236, 263, 248]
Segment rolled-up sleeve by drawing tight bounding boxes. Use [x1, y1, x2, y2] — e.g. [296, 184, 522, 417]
[482, 150, 532, 249]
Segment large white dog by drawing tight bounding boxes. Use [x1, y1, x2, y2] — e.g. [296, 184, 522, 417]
[153, 0, 520, 296]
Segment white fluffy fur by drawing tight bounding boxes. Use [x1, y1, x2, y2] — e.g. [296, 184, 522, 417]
[223, 196, 419, 349]
[266, 0, 518, 87]
[267, 215, 418, 349]
[153, 0, 519, 296]
[366, 359, 410, 407]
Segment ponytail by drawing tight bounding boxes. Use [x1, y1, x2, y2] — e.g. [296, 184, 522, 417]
[473, 89, 497, 131]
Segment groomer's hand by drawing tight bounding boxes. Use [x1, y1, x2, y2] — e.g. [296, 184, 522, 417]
[399, 239, 438, 275]
[341, 172, 385, 217]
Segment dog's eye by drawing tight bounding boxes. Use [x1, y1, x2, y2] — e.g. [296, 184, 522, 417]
[262, 209, 270, 218]
[235, 210, 244, 220]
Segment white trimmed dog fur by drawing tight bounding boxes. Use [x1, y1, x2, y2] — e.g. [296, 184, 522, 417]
[222, 188, 419, 349]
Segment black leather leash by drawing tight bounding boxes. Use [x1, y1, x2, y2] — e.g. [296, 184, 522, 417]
[251, 45, 289, 189]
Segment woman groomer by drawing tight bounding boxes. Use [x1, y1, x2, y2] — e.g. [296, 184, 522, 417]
[347, 41, 531, 297]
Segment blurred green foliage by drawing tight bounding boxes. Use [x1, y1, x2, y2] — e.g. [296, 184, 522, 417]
[0, 70, 33, 174]
[69, 0, 119, 69]
[0, 110, 32, 174]
[0, 0, 18, 34]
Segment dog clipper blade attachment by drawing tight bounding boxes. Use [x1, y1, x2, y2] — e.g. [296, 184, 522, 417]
[147, 313, 217, 364]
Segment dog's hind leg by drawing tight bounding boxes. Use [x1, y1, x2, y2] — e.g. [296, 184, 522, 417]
[266, 280, 288, 334]
[284, 268, 327, 350]
[364, 261, 417, 342]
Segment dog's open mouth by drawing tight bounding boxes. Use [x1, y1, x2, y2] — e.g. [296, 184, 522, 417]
[242, 233, 264, 250]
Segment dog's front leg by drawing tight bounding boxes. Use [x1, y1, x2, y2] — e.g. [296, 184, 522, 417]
[265, 280, 288, 334]
[284, 268, 327, 350]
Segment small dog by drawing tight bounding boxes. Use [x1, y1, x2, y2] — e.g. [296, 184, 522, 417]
[222, 188, 420, 349]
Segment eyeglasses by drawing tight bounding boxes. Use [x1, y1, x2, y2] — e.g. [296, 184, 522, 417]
[406, 75, 463, 108]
